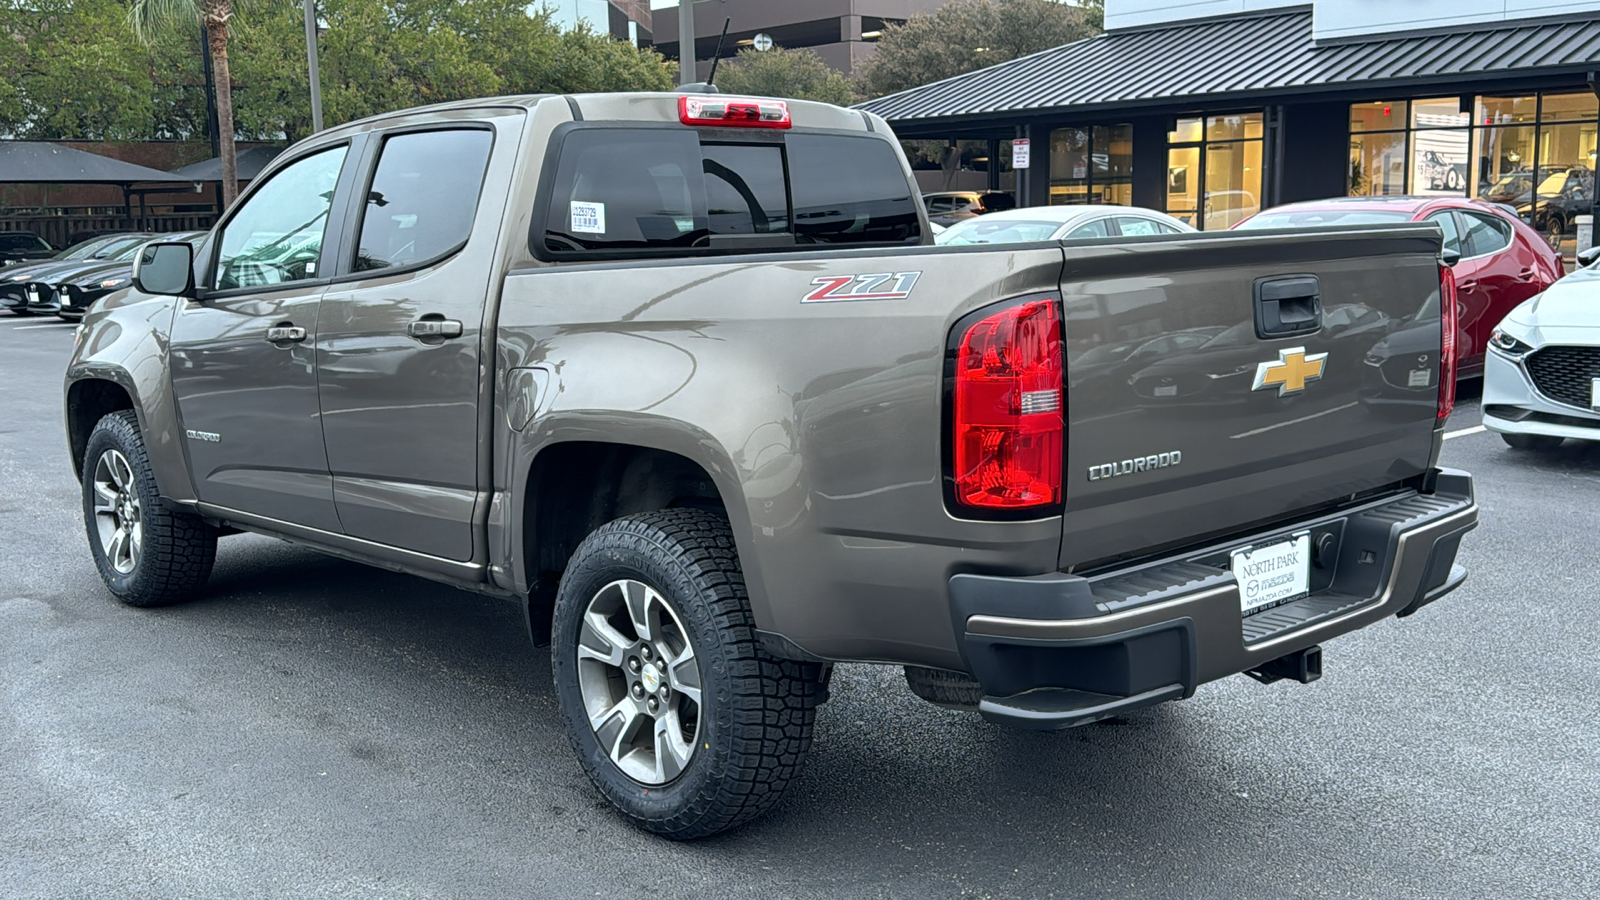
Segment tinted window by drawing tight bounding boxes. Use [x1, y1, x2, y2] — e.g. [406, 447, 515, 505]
[356, 129, 493, 273]
[1066, 219, 1111, 238]
[0, 234, 47, 251]
[1424, 211, 1462, 256]
[215, 146, 347, 289]
[786, 133, 919, 245]
[702, 144, 788, 236]
[1460, 211, 1512, 257]
[540, 128, 919, 258]
[1237, 210, 1412, 229]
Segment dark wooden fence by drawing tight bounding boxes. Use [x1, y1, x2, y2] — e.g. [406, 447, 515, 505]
[0, 213, 215, 248]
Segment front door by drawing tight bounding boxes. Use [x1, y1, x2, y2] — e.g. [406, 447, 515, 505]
[169, 144, 353, 531]
[316, 123, 505, 561]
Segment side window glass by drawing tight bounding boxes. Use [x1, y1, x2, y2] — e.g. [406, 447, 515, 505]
[1067, 219, 1110, 238]
[1424, 211, 1462, 257]
[1461, 211, 1512, 258]
[543, 129, 707, 254]
[925, 197, 952, 213]
[355, 129, 494, 273]
[1157, 223, 1183, 234]
[214, 145, 347, 290]
[1116, 217, 1163, 236]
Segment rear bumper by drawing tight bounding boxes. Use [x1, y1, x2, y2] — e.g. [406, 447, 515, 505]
[950, 469, 1477, 729]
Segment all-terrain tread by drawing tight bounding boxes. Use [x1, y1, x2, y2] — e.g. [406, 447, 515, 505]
[554, 508, 823, 840]
[83, 410, 217, 607]
[903, 665, 984, 711]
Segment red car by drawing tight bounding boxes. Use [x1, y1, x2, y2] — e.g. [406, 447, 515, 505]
[1235, 196, 1564, 376]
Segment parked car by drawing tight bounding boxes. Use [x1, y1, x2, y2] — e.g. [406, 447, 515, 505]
[53, 232, 207, 321]
[1235, 196, 1563, 377]
[0, 232, 55, 267]
[1482, 245, 1600, 450]
[1202, 189, 1260, 231]
[1518, 166, 1593, 249]
[68, 91, 1475, 840]
[921, 190, 1015, 227]
[22, 234, 157, 316]
[0, 234, 150, 315]
[935, 204, 1193, 246]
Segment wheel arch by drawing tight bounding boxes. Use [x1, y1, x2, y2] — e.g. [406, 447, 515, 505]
[511, 422, 761, 646]
[66, 375, 140, 481]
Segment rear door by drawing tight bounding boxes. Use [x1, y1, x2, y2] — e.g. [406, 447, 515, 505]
[315, 116, 512, 562]
[1059, 227, 1445, 569]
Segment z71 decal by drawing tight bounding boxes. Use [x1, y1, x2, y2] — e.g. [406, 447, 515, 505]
[803, 271, 922, 303]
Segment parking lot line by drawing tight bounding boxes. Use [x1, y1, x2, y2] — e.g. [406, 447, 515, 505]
[1444, 425, 1486, 440]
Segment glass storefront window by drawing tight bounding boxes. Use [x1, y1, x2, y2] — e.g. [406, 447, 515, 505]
[1540, 92, 1599, 124]
[1534, 121, 1597, 249]
[1411, 98, 1470, 130]
[1048, 124, 1132, 206]
[1350, 101, 1408, 133]
[1476, 95, 1538, 126]
[1474, 125, 1537, 203]
[1350, 132, 1407, 196]
[1167, 112, 1262, 229]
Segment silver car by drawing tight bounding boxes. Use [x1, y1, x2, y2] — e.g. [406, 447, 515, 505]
[1483, 246, 1600, 450]
[934, 204, 1194, 245]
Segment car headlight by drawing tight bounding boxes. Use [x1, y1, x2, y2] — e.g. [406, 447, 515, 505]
[1489, 327, 1534, 357]
[8, 272, 29, 281]
[98, 277, 128, 289]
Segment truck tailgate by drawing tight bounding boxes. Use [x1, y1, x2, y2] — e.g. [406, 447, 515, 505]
[1058, 226, 1445, 570]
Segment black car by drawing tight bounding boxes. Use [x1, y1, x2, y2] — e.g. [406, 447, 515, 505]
[0, 232, 55, 267]
[52, 232, 207, 321]
[21, 235, 159, 316]
[1, 234, 152, 314]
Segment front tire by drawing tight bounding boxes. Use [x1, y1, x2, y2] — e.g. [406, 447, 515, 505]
[81, 410, 217, 606]
[1502, 432, 1563, 452]
[551, 508, 824, 839]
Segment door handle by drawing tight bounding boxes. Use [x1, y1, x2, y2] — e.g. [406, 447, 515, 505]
[265, 325, 307, 344]
[1253, 275, 1322, 339]
[1515, 268, 1536, 282]
[408, 318, 464, 340]
[1457, 280, 1479, 291]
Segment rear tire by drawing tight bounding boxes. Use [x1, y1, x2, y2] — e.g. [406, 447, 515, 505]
[1502, 432, 1563, 452]
[551, 508, 824, 839]
[81, 410, 217, 607]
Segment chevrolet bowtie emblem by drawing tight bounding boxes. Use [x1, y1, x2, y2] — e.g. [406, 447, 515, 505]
[1252, 347, 1328, 396]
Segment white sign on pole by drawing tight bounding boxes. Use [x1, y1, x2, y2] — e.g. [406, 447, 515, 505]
[1012, 138, 1030, 169]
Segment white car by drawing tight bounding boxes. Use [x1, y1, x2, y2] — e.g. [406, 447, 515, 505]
[1483, 246, 1600, 450]
[933, 204, 1194, 246]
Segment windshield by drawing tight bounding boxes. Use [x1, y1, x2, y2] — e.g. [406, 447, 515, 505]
[0, 234, 47, 253]
[57, 237, 117, 260]
[936, 219, 1062, 245]
[92, 237, 149, 259]
[1237, 210, 1412, 229]
[1536, 172, 1569, 194]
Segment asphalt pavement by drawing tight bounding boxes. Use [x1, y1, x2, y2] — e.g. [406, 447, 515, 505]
[3, 316, 1597, 898]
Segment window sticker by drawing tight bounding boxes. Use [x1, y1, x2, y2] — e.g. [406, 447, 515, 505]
[570, 201, 606, 235]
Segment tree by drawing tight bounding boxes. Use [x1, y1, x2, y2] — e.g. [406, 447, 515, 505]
[129, 0, 293, 208]
[713, 46, 855, 106]
[856, 0, 1100, 100]
[0, 0, 162, 140]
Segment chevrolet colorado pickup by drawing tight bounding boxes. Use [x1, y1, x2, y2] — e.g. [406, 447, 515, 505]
[66, 91, 1478, 839]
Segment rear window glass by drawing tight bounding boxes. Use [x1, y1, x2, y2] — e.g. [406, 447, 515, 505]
[539, 127, 920, 259]
[1236, 210, 1411, 229]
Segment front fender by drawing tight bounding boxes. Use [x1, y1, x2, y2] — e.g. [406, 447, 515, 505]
[64, 291, 194, 503]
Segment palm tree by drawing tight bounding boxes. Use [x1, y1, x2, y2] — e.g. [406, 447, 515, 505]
[129, 0, 287, 208]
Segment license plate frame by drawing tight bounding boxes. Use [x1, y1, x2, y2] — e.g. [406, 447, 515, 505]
[1231, 531, 1311, 617]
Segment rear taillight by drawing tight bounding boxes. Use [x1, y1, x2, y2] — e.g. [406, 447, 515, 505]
[1438, 264, 1458, 420]
[678, 95, 791, 129]
[952, 298, 1064, 511]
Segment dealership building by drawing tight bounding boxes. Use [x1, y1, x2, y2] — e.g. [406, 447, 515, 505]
[858, 0, 1600, 260]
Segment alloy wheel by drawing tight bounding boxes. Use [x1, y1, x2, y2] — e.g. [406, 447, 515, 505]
[575, 579, 702, 785]
[91, 448, 142, 575]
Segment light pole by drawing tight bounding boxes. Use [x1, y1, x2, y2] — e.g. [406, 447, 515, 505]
[678, 0, 695, 86]
[303, 0, 324, 133]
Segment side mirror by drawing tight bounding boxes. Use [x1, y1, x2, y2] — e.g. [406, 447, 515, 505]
[1441, 248, 1461, 267]
[1579, 246, 1600, 268]
[132, 242, 196, 298]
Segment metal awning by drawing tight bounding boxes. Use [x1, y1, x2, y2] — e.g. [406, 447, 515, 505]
[0, 141, 193, 186]
[856, 9, 1600, 127]
[169, 146, 283, 182]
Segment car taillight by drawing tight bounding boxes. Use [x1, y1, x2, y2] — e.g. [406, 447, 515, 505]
[952, 297, 1064, 510]
[678, 95, 791, 129]
[1438, 264, 1458, 420]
